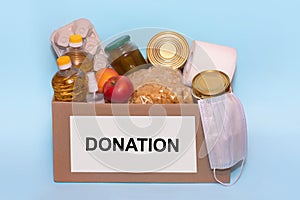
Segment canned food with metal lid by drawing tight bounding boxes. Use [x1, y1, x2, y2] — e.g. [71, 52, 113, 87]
[192, 70, 231, 99]
[147, 31, 189, 70]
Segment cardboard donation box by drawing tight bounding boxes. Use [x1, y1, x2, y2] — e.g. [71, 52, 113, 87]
[50, 18, 240, 183]
[52, 101, 230, 183]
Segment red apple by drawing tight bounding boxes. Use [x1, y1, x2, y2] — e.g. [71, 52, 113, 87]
[103, 76, 134, 103]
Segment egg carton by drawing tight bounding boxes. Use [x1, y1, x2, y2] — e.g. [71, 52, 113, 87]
[50, 18, 108, 71]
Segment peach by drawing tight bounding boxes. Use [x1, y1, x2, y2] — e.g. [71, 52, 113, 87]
[95, 68, 119, 93]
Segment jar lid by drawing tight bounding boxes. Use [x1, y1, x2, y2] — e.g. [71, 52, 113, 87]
[147, 31, 189, 70]
[104, 35, 130, 53]
[192, 70, 230, 99]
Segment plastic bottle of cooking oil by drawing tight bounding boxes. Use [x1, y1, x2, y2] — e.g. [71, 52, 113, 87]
[86, 72, 104, 103]
[64, 34, 94, 73]
[52, 56, 87, 102]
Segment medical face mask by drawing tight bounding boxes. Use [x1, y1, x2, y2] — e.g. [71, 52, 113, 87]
[198, 93, 247, 186]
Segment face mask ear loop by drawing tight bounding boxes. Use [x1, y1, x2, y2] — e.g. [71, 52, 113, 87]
[213, 159, 245, 186]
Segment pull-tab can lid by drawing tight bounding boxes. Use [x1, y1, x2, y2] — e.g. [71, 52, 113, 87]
[147, 31, 189, 70]
[192, 70, 231, 99]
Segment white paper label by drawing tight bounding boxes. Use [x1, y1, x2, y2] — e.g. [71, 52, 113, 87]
[70, 116, 197, 173]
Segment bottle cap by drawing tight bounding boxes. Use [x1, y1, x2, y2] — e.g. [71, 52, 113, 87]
[86, 72, 99, 93]
[147, 31, 189, 70]
[57, 56, 72, 70]
[192, 70, 231, 99]
[69, 34, 83, 47]
[104, 35, 130, 53]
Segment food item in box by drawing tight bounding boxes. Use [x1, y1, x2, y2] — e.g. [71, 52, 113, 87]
[105, 35, 147, 75]
[127, 65, 193, 104]
[147, 31, 189, 70]
[103, 76, 134, 103]
[130, 83, 179, 104]
[52, 56, 87, 102]
[95, 68, 119, 93]
[64, 34, 94, 73]
[192, 70, 231, 99]
[50, 18, 108, 71]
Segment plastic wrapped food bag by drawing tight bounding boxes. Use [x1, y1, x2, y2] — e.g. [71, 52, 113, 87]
[126, 65, 193, 104]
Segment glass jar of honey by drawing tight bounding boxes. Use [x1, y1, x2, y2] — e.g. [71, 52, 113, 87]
[104, 35, 146, 75]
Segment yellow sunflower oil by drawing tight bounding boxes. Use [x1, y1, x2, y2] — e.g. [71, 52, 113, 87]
[64, 34, 94, 73]
[52, 56, 87, 102]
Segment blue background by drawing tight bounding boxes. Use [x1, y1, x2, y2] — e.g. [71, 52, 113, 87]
[1, 0, 300, 199]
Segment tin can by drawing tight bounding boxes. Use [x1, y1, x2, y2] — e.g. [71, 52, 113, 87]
[147, 31, 189, 70]
[192, 70, 231, 99]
